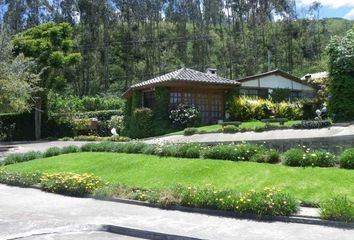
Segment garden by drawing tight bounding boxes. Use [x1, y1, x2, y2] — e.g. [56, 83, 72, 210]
[1, 141, 354, 222]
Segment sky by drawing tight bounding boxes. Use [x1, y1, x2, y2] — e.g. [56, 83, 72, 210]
[296, 0, 354, 20]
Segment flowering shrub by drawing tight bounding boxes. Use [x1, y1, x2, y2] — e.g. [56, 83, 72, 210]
[282, 148, 336, 167]
[169, 104, 200, 128]
[179, 186, 299, 216]
[320, 196, 354, 222]
[109, 115, 124, 132]
[40, 172, 103, 196]
[0, 169, 42, 186]
[202, 143, 265, 161]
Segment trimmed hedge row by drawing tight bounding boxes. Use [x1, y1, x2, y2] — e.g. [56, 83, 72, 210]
[4, 142, 354, 169]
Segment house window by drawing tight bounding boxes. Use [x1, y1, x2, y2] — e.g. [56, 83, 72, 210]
[170, 92, 182, 105]
[143, 91, 154, 108]
[198, 93, 209, 124]
[211, 94, 222, 121]
[240, 88, 259, 98]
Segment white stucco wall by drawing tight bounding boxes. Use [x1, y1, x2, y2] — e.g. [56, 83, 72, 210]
[241, 74, 314, 91]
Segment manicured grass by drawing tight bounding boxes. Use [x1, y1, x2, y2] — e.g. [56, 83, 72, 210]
[7, 152, 354, 203]
[168, 120, 301, 135]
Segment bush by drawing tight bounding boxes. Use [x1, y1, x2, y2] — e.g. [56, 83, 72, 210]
[320, 196, 354, 222]
[292, 120, 331, 129]
[43, 147, 62, 158]
[202, 143, 264, 161]
[282, 148, 336, 167]
[0, 112, 35, 141]
[222, 125, 239, 133]
[61, 145, 80, 154]
[0, 169, 42, 186]
[179, 186, 299, 216]
[4, 151, 43, 165]
[271, 89, 291, 103]
[40, 172, 103, 196]
[129, 108, 153, 139]
[184, 128, 198, 136]
[157, 144, 204, 159]
[109, 115, 124, 132]
[73, 135, 99, 141]
[251, 150, 281, 164]
[339, 149, 354, 169]
[169, 104, 200, 128]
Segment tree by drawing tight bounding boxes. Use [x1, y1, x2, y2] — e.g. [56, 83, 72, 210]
[0, 29, 40, 113]
[327, 28, 354, 121]
[12, 22, 81, 92]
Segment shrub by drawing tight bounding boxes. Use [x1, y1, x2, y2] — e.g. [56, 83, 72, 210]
[202, 143, 264, 161]
[157, 144, 204, 159]
[271, 89, 291, 103]
[251, 150, 281, 164]
[129, 108, 153, 139]
[73, 135, 99, 141]
[283, 148, 336, 167]
[184, 128, 198, 136]
[81, 141, 116, 152]
[109, 115, 124, 132]
[339, 149, 354, 169]
[0, 169, 42, 186]
[40, 172, 103, 196]
[320, 196, 354, 222]
[169, 104, 200, 128]
[292, 120, 331, 129]
[61, 145, 80, 154]
[4, 151, 43, 165]
[179, 186, 299, 216]
[222, 125, 239, 133]
[43, 147, 62, 158]
[109, 135, 130, 142]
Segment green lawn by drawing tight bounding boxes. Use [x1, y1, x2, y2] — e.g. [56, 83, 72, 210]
[6, 152, 354, 203]
[168, 120, 301, 135]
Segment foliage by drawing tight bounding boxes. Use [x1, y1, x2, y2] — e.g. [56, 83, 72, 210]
[0, 30, 40, 113]
[43, 147, 62, 158]
[0, 169, 42, 187]
[282, 148, 336, 167]
[4, 151, 43, 165]
[320, 196, 354, 222]
[180, 186, 299, 216]
[251, 150, 281, 164]
[129, 108, 153, 139]
[184, 128, 198, 136]
[222, 125, 239, 133]
[202, 143, 264, 161]
[152, 87, 171, 136]
[60, 145, 81, 154]
[169, 104, 200, 128]
[270, 89, 291, 103]
[228, 96, 302, 121]
[292, 120, 331, 129]
[339, 149, 354, 169]
[157, 144, 204, 159]
[48, 92, 124, 115]
[327, 28, 354, 122]
[109, 115, 124, 132]
[40, 172, 103, 196]
[12, 22, 81, 92]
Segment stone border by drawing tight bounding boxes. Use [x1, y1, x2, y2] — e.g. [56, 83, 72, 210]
[92, 196, 354, 230]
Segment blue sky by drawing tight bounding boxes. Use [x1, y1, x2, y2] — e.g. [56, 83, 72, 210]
[296, 0, 354, 20]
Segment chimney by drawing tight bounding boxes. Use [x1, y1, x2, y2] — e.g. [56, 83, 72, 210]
[206, 68, 217, 76]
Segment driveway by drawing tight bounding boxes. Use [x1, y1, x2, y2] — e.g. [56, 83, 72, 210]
[0, 185, 353, 240]
[144, 125, 354, 145]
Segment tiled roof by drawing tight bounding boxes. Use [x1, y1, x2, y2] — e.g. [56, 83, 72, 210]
[130, 68, 239, 89]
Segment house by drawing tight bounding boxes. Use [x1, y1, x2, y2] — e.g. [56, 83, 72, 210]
[238, 69, 316, 100]
[122, 68, 239, 124]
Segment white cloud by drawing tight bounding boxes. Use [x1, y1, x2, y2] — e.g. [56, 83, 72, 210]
[297, 0, 354, 9]
[344, 8, 354, 19]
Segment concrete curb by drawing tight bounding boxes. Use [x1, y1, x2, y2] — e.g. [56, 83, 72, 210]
[102, 225, 203, 240]
[92, 196, 354, 229]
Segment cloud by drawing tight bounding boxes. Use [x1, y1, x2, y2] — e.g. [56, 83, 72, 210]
[297, 0, 354, 9]
[344, 8, 354, 19]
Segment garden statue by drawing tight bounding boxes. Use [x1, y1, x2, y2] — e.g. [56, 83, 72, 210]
[111, 128, 118, 136]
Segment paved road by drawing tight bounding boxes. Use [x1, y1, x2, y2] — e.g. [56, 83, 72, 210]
[0, 141, 88, 161]
[145, 125, 354, 145]
[0, 185, 353, 240]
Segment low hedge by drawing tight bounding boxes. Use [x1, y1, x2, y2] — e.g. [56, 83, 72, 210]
[202, 143, 264, 161]
[320, 196, 354, 222]
[292, 120, 331, 129]
[0, 169, 42, 187]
